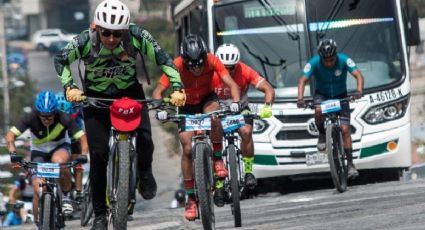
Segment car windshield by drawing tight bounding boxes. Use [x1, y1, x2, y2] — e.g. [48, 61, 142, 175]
[214, 0, 404, 99]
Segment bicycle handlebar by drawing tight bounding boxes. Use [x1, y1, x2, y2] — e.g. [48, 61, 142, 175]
[11, 154, 88, 169]
[304, 96, 355, 109]
[78, 96, 167, 110]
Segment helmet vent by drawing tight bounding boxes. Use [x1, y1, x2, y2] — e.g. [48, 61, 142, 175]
[118, 15, 124, 24]
[102, 12, 107, 23]
[111, 15, 116, 24]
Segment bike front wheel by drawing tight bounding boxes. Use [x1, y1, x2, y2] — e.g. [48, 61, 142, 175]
[194, 142, 215, 230]
[227, 144, 242, 227]
[326, 123, 348, 193]
[80, 178, 93, 227]
[108, 140, 130, 229]
[40, 193, 54, 230]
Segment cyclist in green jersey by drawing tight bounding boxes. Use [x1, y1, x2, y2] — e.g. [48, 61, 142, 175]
[53, 0, 185, 228]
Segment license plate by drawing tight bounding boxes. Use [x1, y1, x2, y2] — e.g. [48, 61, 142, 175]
[306, 152, 328, 166]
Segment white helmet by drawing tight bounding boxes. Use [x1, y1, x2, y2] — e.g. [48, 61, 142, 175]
[94, 0, 130, 30]
[215, 43, 240, 66]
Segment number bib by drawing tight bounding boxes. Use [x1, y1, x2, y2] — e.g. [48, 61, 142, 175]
[320, 100, 341, 114]
[36, 163, 60, 178]
[221, 114, 246, 133]
[185, 115, 212, 131]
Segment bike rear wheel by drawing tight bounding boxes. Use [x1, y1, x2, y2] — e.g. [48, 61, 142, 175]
[80, 178, 93, 226]
[194, 142, 215, 230]
[227, 144, 242, 227]
[326, 124, 348, 193]
[108, 140, 130, 229]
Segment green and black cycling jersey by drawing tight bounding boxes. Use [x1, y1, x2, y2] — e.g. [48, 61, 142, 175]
[54, 23, 183, 95]
[10, 111, 84, 153]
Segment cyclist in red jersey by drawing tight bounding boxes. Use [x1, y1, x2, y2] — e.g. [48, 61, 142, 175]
[214, 43, 275, 189]
[153, 34, 241, 220]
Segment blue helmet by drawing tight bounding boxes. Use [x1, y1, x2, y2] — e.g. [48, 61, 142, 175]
[55, 92, 72, 114]
[35, 91, 58, 113]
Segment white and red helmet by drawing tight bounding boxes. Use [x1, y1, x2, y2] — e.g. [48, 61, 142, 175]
[94, 0, 130, 30]
[215, 43, 240, 66]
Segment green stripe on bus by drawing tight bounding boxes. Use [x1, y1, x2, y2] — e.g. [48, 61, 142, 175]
[254, 155, 278, 166]
[360, 139, 398, 159]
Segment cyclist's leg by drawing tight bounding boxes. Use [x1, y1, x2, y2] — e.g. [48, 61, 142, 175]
[71, 141, 83, 193]
[238, 124, 257, 188]
[30, 151, 51, 225]
[314, 92, 326, 151]
[340, 100, 358, 177]
[83, 106, 110, 222]
[51, 144, 72, 193]
[136, 105, 156, 200]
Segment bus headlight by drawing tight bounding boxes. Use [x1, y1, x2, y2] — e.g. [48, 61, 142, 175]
[362, 95, 409, 124]
[253, 119, 269, 134]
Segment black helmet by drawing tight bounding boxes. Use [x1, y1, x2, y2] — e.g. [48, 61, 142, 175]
[318, 39, 337, 58]
[180, 34, 207, 68]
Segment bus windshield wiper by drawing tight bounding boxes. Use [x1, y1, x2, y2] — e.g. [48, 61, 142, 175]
[259, 0, 300, 41]
[242, 42, 286, 88]
[316, 0, 345, 42]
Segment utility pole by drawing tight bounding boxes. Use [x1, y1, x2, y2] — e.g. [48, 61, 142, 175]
[0, 8, 10, 134]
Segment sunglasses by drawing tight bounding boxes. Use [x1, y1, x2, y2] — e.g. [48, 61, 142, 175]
[100, 29, 123, 38]
[39, 112, 55, 118]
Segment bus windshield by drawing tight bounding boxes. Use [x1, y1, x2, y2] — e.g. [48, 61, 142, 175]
[214, 0, 405, 99]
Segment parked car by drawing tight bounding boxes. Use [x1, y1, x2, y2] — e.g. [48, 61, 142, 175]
[31, 29, 77, 50]
[48, 40, 69, 57]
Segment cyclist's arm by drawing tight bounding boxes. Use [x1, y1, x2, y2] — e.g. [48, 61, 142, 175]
[5, 113, 31, 153]
[152, 77, 169, 100]
[78, 134, 89, 155]
[54, 31, 90, 88]
[129, 25, 183, 90]
[244, 63, 275, 104]
[351, 70, 364, 94]
[298, 76, 309, 100]
[257, 80, 275, 105]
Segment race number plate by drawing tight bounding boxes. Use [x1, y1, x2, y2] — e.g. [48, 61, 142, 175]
[36, 163, 60, 178]
[221, 114, 245, 133]
[185, 115, 212, 131]
[320, 100, 341, 114]
[306, 152, 328, 166]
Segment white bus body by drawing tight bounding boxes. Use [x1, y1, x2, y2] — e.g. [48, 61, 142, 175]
[172, 0, 420, 179]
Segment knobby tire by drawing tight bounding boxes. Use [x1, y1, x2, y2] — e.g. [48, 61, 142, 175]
[194, 142, 215, 230]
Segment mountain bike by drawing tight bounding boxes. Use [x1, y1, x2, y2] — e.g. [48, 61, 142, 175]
[306, 97, 353, 193]
[219, 112, 260, 228]
[165, 110, 227, 230]
[83, 96, 161, 230]
[10, 155, 87, 230]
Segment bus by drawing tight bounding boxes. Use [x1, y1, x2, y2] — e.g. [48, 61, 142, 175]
[172, 0, 421, 181]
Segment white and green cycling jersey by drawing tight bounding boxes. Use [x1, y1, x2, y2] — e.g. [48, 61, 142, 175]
[54, 23, 182, 95]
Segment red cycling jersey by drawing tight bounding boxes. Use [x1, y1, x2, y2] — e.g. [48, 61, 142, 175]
[158, 53, 229, 105]
[212, 62, 264, 100]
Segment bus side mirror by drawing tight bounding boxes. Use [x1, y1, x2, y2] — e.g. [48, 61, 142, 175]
[404, 5, 421, 46]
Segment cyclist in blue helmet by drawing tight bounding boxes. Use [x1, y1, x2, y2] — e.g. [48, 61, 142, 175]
[56, 92, 85, 201]
[5, 90, 89, 228]
[297, 39, 364, 179]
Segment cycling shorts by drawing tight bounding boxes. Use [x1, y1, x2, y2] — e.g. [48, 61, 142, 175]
[31, 143, 71, 163]
[313, 91, 350, 125]
[178, 92, 219, 132]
